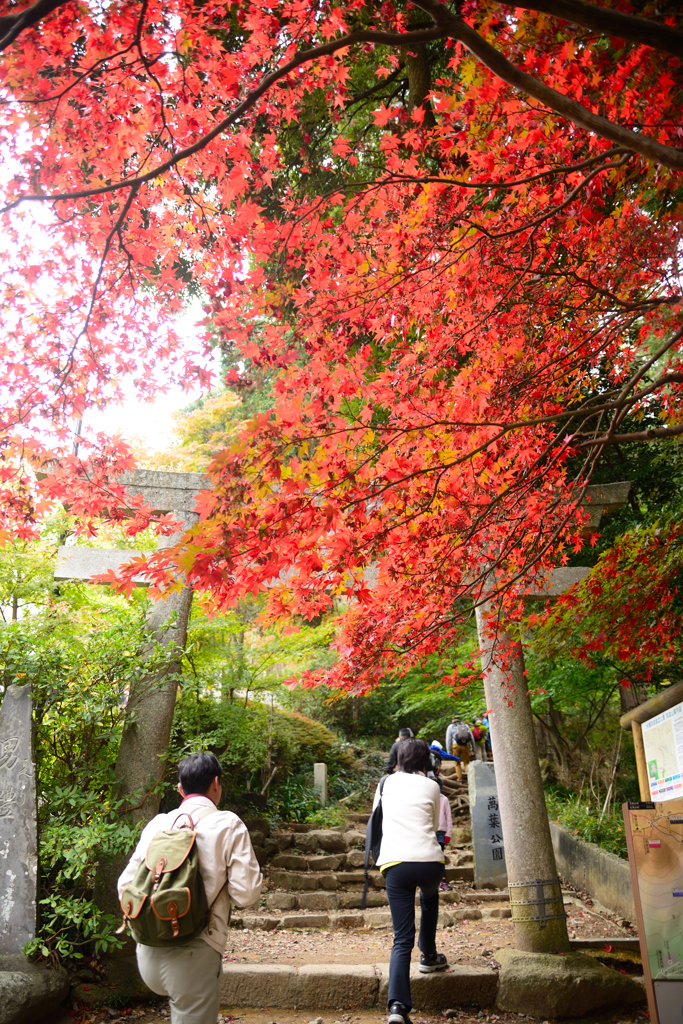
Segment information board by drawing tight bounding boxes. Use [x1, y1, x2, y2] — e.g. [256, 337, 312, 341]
[624, 799, 683, 1024]
[642, 701, 683, 802]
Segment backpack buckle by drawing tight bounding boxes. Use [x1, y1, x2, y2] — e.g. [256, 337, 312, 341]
[153, 856, 167, 890]
[167, 900, 180, 938]
[116, 899, 133, 934]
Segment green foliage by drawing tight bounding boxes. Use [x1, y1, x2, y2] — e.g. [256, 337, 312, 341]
[545, 789, 627, 859]
[186, 598, 339, 702]
[525, 651, 620, 720]
[268, 773, 322, 822]
[0, 585, 162, 961]
[383, 632, 485, 741]
[305, 805, 348, 828]
[0, 542, 59, 620]
[283, 632, 484, 747]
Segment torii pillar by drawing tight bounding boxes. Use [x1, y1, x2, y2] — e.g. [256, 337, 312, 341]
[55, 470, 210, 921]
[476, 482, 630, 953]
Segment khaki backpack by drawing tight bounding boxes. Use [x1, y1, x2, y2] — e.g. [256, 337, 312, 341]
[118, 806, 227, 947]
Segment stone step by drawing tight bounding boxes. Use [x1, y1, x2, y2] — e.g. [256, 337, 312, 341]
[445, 866, 474, 882]
[232, 904, 511, 931]
[220, 961, 498, 1010]
[268, 866, 474, 889]
[269, 852, 368, 872]
[463, 890, 509, 902]
[268, 868, 386, 891]
[265, 890, 390, 912]
[262, 888, 490, 913]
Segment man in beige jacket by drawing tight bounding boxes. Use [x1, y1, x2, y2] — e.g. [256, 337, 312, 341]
[117, 752, 263, 1024]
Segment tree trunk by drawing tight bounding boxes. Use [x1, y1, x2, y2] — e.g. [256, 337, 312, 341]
[94, 512, 196, 930]
[114, 584, 193, 822]
[476, 601, 570, 953]
[400, 42, 436, 126]
[620, 679, 649, 713]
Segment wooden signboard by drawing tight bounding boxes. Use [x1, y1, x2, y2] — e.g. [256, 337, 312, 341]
[623, 799, 683, 1024]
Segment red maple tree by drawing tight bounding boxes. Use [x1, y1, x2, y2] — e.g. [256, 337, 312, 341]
[1, 0, 681, 682]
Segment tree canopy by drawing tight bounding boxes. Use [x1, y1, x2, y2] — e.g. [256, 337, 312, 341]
[1, 0, 681, 684]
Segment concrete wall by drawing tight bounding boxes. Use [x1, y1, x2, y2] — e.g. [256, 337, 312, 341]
[550, 822, 635, 924]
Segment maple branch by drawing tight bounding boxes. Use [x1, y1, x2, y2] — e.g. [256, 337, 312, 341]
[413, 0, 683, 171]
[374, 147, 627, 190]
[502, 0, 683, 60]
[462, 153, 630, 240]
[577, 424, 683, 446]
[612, 325, 683, 415]
[0, 0, 70, 52]
[0, 24, 446, 212]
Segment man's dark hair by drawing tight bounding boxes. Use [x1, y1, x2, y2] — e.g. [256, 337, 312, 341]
[178, 752, 223, 795]
[397, 737, 431, 774]
[398, 727, 414, 740]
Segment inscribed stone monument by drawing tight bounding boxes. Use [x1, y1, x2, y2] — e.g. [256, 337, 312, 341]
[0, 683, 37, 953]
[468, 759, 507, 890]
[314, 762, 328, 806]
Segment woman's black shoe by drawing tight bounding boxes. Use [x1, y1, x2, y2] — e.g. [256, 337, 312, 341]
[388, 1001, 413, 1024]
[418, 951, 449, 973]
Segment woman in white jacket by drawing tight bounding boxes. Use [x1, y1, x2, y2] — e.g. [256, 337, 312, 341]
[372, 738, 448, 1024]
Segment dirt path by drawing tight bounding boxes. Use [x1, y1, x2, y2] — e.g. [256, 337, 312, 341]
[70, 1003, 649, 1024]
[224, 899, 632, 971]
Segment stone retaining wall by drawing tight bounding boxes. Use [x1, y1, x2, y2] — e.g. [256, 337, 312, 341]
[550, 822, 635, 924]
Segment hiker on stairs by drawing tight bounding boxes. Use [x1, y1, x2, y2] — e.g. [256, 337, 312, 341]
[386, 727, 414, 772]
[373, 737, 449, 1024]
[117, 752, 263, 1024]
[472, 719, 488, 761]
[447, 719, 474, 782]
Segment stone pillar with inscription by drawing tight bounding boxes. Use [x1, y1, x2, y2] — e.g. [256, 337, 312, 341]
[314, 762, 328, 806]
[468, 759, 507, 890]
[0, 683, 37, 954]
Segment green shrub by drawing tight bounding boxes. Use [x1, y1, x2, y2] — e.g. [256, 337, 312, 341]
[305, 805, 348, 828]
[545, 789, 627, 858]
[1, 594, 159, 962]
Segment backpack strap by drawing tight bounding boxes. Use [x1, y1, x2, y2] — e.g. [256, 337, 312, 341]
[207, 869, 230, 930]
[171, 805, 229, 931]
[361, 775, 387, 911]
[170, 803, 218, 831]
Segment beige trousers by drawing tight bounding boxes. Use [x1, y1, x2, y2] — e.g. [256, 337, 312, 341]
[453, 743, 471, 782]
[136, 936, 221, 1024]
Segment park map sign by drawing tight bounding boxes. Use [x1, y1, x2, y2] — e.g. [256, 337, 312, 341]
[624, 799, 683, 1023]
[642, 702, 683, 802]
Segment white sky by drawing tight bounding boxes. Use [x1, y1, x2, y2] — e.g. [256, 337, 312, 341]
[84, 303, 218, 454]
[86, 383, 201, 453]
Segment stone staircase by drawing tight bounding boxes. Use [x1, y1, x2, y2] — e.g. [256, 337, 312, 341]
[214, 765, 515, 1010]
[233, 765, 508, 935]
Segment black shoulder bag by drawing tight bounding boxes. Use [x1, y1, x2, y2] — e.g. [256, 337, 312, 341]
[361, 774, 388, 910]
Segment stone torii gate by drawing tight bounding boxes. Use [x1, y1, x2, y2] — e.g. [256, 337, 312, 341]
[53, 471, 630, 951]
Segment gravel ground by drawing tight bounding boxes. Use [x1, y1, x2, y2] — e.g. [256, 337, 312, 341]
[224, 921, 507, 969]
[223, 899, 632, 970]
[67, 1005, 650, 1024]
